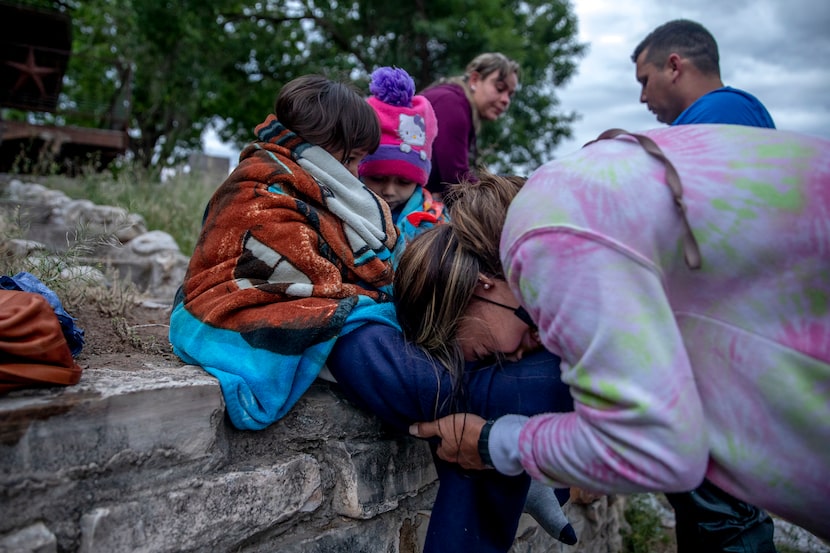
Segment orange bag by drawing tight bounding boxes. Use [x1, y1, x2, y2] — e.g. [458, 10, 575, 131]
[0, 290, 83, 394]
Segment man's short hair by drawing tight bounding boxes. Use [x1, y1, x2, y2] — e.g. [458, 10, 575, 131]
[631, 19, 720, 76]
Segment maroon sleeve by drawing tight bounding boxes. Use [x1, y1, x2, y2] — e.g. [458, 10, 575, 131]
[422, 85, 475, 196]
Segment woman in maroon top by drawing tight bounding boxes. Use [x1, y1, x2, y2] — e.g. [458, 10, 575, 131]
[421, 53, 519, 199]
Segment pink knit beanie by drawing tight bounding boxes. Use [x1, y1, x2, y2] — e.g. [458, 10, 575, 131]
[359, 67, 438, 186]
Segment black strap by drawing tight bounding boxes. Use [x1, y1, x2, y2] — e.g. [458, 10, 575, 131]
[478, 419, 496, 468]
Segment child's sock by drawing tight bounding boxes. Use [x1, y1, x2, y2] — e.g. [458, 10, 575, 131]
[524, 480, 578, 545]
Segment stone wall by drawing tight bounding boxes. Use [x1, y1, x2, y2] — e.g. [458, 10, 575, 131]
[0, 176, 625, 553]
[0, 364, 624, 553]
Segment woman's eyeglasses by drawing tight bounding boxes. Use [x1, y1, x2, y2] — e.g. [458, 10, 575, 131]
[471, 295, 535, 328]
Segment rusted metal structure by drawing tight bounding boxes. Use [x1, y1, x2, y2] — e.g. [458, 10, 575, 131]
[0, 2, 129, 172]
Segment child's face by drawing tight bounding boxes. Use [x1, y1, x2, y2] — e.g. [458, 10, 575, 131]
[362, 174, 418, 211]
[331, 148, 371, 178]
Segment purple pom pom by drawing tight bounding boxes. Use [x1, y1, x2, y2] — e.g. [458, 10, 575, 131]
[369, 66, 415, 107]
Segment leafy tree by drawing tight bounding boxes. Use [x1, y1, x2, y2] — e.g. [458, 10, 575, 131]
[29, 0, 586, 171]
[214, 0, 586, 173]
[60, 0, 250, 169]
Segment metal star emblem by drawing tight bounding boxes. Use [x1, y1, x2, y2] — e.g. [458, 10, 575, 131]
[5, 46, 59, 97]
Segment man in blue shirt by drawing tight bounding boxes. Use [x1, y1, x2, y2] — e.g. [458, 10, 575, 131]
[631, 19, 777, 553]
[632, 19, 775, 128]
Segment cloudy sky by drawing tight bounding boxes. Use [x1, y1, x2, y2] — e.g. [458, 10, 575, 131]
[205, 0, 830, 165]
[552, 0, 830, 157]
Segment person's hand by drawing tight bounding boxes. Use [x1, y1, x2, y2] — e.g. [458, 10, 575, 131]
[409, 413, 488, 470]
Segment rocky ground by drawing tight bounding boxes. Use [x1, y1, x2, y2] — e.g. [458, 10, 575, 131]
[69, 297, 181, 372]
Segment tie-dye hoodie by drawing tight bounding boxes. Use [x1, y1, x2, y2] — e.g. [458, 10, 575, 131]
[498, 124, 829, 538]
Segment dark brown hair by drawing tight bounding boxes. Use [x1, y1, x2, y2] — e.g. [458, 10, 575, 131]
[632, 19, 720, 77]
[275, 75, 381, 161]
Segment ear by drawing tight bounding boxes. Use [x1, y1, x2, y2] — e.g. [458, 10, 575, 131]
[468, 71, 482, 90]
[477, 273, 496, 290]
[667, 53, 683, 79]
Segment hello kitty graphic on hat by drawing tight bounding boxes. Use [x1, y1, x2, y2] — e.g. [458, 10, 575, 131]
[359, 67, 438, 186]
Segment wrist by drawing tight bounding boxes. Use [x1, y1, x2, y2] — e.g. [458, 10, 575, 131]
[489, 414, 529, 475]
[478, 419, 496, 468]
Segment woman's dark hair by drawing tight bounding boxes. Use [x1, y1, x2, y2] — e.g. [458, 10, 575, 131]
[275, 75, 381, 161]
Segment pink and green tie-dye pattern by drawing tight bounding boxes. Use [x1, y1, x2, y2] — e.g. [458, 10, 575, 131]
[501, 125, 830, 538]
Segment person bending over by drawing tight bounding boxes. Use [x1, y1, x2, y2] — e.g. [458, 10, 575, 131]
[396, 127, 830, 542]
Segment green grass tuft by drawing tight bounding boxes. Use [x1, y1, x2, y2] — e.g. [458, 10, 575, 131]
[622, 494, 674, 553]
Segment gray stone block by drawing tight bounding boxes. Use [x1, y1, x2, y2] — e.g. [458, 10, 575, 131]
[0, 523, 57, 553]
[248, 511, 421, 553]
[325, 438, 436, 519]
[78, 455, 321, 553]
[0, 365, 222, 478]
[224, 383, 386, 464]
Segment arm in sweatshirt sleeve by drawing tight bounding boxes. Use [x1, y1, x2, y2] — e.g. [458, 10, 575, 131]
[503, 229, 708, 492]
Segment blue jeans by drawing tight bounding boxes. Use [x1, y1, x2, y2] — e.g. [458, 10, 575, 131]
[327, 323, 572, 553]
